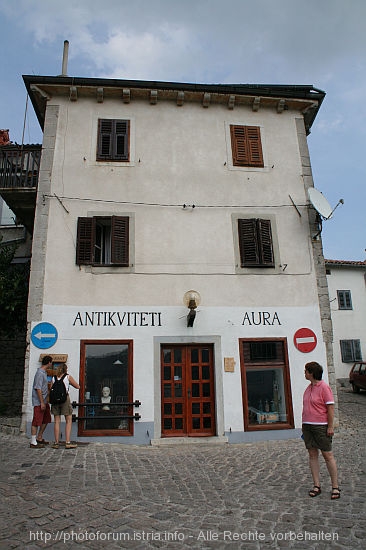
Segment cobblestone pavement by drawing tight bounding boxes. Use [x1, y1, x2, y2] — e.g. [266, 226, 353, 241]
[0, 384, 365, 549]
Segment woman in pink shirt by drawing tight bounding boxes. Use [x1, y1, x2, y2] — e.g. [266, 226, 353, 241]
[302, 361, 340, 499]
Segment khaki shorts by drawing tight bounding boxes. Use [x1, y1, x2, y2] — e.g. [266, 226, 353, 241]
[302, 423, 333, 452]
[51, 395, 73, 417]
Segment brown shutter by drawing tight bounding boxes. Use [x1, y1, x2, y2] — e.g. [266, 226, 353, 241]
[246, 126, 264, 167]
[231, 125, 249, 166]
[238, 218, 274, 267]
[97, 119, 129, 161]
[238, 218, 260, 266]
[258, 219, 275, 266]
[115, 120, 129, 160]
[230, 125, 264, 167]
[111, 216, 129, 265]
[76, 217, 94, 265]
[97, 119, 113, 160]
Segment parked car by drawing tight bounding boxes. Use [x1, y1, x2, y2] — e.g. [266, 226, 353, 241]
[349, 362, 366, 393]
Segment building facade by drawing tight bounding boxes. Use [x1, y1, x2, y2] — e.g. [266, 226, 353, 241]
[325, 259, 366, 380]
[17, 76, 334, 443]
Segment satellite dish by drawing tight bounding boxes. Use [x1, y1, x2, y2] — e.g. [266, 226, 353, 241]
[308, 188, 333, 220]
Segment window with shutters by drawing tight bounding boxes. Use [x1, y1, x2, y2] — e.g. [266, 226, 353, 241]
[230, 125, 264, 168]
[340, 340, 362, 363]
[337, 290, 353, 310]
[97, 119, 129, 161]
[238, 218, 275, 268]
[76, 216, 129, 266]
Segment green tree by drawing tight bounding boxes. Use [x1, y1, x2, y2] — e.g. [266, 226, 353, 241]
[0, 237, 30, 335]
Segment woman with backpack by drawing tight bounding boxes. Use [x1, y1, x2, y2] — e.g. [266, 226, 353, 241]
[50, 363, 80, 449]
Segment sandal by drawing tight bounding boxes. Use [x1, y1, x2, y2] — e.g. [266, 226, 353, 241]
[309, 486, 321, 497]
[331, 488, 341, 500]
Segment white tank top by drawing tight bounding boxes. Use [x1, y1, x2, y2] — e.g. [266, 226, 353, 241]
[57, 374, 70, 393]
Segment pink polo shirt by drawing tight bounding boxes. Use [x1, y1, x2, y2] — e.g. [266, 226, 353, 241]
[302, 380, 334, 424]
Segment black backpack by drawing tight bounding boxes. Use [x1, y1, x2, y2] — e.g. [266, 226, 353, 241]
[49, 373, 68, 405]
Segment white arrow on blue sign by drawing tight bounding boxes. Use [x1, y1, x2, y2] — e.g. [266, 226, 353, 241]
[31, 322, 58, 349]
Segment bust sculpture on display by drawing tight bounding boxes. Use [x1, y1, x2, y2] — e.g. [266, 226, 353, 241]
[101, 386, 111, 410]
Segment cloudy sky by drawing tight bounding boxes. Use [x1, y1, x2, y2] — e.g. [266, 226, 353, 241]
[0, 0, 365, 261]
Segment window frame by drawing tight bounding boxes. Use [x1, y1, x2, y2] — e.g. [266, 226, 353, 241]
[238, 218, 275, 268]
[76, 215, 130, 267]
[78, 340, 134, 437]
[340, 339, 362, 363]
[230, 124, 264, 168]
[239, 338, 294, 431]
[232, 214, 280, 274]
[337, 290, 353, 310]
[97, 119, 130, 162]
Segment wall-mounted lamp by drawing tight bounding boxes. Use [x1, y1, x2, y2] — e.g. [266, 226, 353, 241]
[183, 290, 201, 327]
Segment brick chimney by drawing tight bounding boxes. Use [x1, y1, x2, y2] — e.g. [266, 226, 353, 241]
[0, 129, 10, 146]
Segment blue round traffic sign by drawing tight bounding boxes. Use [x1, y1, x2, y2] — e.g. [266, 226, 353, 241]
[31, 322, 58, 349]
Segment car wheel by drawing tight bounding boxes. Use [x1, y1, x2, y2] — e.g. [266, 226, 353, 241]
[352, 383, 360, 393]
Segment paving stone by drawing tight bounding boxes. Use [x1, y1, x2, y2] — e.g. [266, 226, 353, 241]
[0, 385, 365, 548]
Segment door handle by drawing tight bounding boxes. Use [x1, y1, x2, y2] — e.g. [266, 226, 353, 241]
[187, 388, 191, 398]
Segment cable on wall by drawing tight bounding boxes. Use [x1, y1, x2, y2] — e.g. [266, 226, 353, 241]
[43, 193, 309, 211]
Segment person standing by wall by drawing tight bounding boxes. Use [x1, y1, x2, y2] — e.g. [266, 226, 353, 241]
[51, 363, 80, 449]
[30, 355, 52, 448]
[302, 361, 341, 500]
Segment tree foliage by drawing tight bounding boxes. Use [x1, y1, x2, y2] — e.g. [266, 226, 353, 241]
[0, 238, 30, 335]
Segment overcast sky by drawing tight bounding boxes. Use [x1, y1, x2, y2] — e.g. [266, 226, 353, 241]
[1, 0, 365, 261]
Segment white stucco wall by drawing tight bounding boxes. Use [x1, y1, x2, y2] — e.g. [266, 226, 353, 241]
[27, 304, 328, 436]
[327, 265, 366, 378]
[25, 90, 328, 443]
[39, 96, 318, 309]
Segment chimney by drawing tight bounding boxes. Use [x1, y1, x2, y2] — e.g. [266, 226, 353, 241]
[0, 129, 10, 146]
[61, 40, 69, 76]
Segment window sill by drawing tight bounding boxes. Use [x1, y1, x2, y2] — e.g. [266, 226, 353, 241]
[84, 265, 134, 274]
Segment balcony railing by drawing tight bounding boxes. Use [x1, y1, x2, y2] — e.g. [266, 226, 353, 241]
[0, 144, 41, 189]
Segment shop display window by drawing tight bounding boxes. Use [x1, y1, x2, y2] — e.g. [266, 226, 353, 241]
[79, 340, 133, 436]
[240, 338, 294, 431]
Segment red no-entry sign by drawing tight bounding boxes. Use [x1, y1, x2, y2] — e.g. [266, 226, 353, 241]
[293, 328, 317, 353]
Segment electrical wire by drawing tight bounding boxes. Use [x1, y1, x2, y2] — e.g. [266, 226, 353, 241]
[43, 193, 309, 210]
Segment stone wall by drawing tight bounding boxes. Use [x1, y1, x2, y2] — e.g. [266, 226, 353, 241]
[0, 329, 26, 416]
[296, 117, 337, 425]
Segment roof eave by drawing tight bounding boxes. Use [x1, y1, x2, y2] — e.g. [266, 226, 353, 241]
[23, 75, 326, 134]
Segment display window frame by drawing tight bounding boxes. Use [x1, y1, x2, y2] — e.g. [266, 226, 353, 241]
[78, 339, 134, 437]
[239, 337, 294, 431]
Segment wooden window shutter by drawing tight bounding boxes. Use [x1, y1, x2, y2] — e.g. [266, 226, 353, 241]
[257, 219, 275, 266]
[97, 119, 113, 160]
[111, 216, 129, 265]
[238, 218, 274, 267]
[115, 120, 129, 160]
[76, 217, 94, 265]
[340, 340, 353, 362]
[238, 218, 260, 266]
[230, 125, 264, 167]
[354, 340, 362, 361]
[246, 126, 264, 167]
[97, 119, 129, 161]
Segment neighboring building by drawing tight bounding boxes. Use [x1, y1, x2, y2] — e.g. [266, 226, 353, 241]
[0, 130, 32, 416]
[325, 259, 366, 379]
[0, 130, 15, 226]
[1, 74, 333, 443]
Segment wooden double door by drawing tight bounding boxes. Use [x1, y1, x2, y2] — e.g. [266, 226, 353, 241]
[161, 344, 216, 437]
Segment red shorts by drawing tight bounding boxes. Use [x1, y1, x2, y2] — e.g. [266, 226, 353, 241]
[32, 404, 51, 427]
